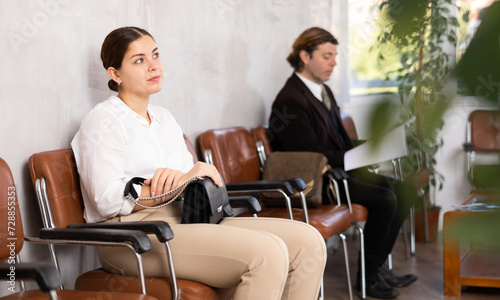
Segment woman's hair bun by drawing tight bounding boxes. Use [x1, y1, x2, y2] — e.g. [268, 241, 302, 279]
[108, 79, 119, 92]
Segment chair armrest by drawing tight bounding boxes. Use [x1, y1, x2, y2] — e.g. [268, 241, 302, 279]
[67, 221, 174, 243]
[463, 142, 475, 152]
[226, 180, 295, 195]
[330, 168, 350, 181]
[38, 228, 152, 254]
[0, 262, 61, 292]
[286, 177, 307, 192]
[229, 196, 262, 214]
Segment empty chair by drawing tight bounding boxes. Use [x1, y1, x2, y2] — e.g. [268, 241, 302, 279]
[464, 109, 500, 190]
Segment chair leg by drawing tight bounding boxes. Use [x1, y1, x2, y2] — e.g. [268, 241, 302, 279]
[354, 224, 366, 299]
[402, 221, 411, 259]
[318, 278, 324, 300]
[339, 233, 353, 300]
[387, 253, 393, 270]
[410, 206, 416, 255]
[15, 254, 26, 292]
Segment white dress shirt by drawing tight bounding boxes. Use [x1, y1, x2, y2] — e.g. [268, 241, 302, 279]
[71, 96, 194, 223]
[295, 72, 324, 102]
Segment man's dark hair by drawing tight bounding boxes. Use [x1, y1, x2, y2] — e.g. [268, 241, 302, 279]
[287, 27, 338, 72]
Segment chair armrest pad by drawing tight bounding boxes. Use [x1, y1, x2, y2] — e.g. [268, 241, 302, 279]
[67, 221, 174, 243]
[39, 228, 152, 253]
[330, 168, 350, 181]
[463, 142, 475, 152]
[226, 180, 295, 195]
[229, 196, 262, 214]
[286, 177, 307, 191]
[0, 263, 61, 292]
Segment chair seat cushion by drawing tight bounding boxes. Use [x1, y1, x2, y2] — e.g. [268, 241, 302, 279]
[1, 289, 157, 300]
[238, 205, 352, 239]
[75, 268, 235, 300]
[350, 203, 369, 223]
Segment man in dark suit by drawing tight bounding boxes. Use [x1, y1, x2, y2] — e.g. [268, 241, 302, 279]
[269, 27, 418, 299]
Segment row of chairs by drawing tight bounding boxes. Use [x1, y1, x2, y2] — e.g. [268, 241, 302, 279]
[0, 122, 368, 300]
[197, 126, 368, 300]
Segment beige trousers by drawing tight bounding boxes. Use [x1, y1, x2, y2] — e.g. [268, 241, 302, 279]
[98, 202, 326, 300]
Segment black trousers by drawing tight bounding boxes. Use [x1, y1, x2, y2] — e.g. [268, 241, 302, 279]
[339, 168, 418, 276]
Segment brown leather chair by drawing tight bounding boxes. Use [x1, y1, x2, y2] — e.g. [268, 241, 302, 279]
[464, 110, 500, 190]
[252, 125, 366, 298]
[28, 149, 235, 300]
[198, 127, 354, 300]
[0, 156, 158, 300]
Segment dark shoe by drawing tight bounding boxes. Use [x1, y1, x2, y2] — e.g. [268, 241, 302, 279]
[378, 265, 418, 288]
[357, 272, 400, 299]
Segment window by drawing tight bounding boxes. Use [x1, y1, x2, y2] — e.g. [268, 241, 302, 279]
[348, 0, 478, 97]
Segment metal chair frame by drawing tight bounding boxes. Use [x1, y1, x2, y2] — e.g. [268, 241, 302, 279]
[252, 140, 353, 300]
[33, 177, 178, 298]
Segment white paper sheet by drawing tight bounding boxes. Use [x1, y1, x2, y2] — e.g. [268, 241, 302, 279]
[344, 124, 408, 171]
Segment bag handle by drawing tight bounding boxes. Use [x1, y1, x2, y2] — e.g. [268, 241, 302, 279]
[124, 176, 203, 209]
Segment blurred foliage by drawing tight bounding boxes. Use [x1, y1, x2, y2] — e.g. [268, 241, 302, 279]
[371, 0, 459, 206]
[455, 1, 500, 102]
[369, 0, 500, 210]
[448, 210, 500, 246]
[456, 0, 472, 59]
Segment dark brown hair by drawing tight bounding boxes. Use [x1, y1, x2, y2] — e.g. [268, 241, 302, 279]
[287, 27, 338, 72]
[100, 27, 154, 92]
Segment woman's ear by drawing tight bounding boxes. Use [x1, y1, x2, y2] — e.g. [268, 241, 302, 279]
[107, 67, 121, 85]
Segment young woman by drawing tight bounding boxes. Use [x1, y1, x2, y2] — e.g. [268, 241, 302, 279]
[71, 26, 327, 300]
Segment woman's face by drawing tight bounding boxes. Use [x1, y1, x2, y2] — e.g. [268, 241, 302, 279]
[116, 35, 163, 98]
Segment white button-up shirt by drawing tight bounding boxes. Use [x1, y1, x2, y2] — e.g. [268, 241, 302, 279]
[71, 96, 194, 223]
[296, 72, 324, 102]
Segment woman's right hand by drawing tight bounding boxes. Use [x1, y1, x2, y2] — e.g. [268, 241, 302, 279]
[180, 162, 223, 187]
[144, 168, 184, 198]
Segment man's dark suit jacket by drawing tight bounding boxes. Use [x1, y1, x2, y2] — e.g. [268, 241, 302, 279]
[269, 73, 354, 168]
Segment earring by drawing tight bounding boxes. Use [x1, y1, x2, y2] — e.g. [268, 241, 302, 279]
[117, 80, 121, 86]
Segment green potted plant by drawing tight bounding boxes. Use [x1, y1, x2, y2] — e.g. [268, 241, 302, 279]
[370, 0, 460, 241]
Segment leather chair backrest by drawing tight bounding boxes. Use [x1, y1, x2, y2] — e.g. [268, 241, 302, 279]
[198, 127, 261, 183]
[341, 114, 358, 140]
[183, 134, 199, 163]
[469, 110, 500, 152]
[0, 157, 24, 259]
[251, 125, 273, 156]
[29, 149, 85, 228]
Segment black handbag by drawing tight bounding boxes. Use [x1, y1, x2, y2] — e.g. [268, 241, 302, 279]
[181, 178, 233, 224]
[124, 176, 233, 224]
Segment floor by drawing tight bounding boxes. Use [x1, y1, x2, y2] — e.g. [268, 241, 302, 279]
[323, 230, 500, 300]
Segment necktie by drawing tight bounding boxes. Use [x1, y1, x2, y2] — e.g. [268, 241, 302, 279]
[321, 85, 347, 149]
[321, 85, 331, 111]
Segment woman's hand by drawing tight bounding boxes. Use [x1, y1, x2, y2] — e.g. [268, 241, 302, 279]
[143, 162, 222, 199]
[133, 163, 222, 211]
[144, 168, 184, 198]
[180, 162, 223, 187]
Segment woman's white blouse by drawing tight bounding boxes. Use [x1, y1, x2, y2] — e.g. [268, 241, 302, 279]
[71, 96, 194, 223]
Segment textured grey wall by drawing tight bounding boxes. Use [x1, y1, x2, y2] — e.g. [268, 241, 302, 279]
[0, 0, 348, 292]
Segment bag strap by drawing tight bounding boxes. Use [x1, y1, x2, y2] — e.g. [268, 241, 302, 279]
[124, 176, 203, 209]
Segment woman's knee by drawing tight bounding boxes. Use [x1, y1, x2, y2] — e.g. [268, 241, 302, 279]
[170, 223, 290, 287]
